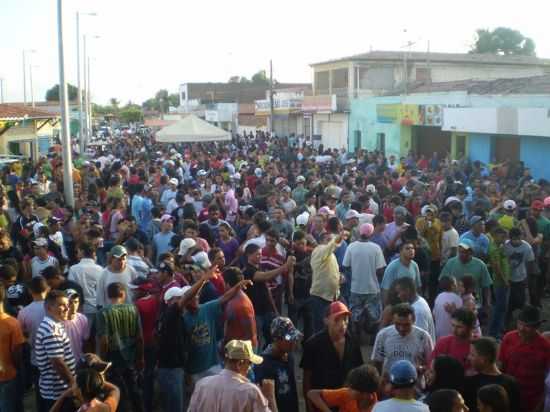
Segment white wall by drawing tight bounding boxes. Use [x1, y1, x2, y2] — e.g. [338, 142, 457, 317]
[314, 113, 349, 150]
[427, 63, 545, 82]
[443, 108, 498, 134]
[518, 108, 550, 137]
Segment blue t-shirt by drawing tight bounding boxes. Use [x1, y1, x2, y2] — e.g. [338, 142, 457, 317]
[381, 258, 421, 290]
[153, 231, 175, 264]
[183, 299, 222, 374]
[459, 231, 489, 257]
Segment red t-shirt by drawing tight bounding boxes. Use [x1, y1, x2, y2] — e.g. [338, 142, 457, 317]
[223, 290, 257, 348]
[430, 335, 472, 372]
[261, 247, 286, 290]
[135, 295, 160, 346]
[499, 330, 550, 412]
[210, 274, 226, 296]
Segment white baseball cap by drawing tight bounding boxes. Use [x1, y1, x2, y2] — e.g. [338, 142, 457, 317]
[345, 209, 360, 220]
[164, 286, 191, 304]
[169, 178, 179, 186]
[296, 212, 310, 226]
[178, 238, 197, 256]
[503, 199, 517, 210]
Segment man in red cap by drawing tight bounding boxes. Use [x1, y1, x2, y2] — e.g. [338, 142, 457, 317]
[300, 301, 363, 412]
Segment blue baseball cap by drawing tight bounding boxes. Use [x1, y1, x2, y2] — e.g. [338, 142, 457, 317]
[389, 360, 417, 387]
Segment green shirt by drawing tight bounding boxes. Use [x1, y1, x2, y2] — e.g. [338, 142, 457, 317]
[488, 241, 510, 287]
[96, 303, 142, 368]
[292, 186, 308, 206]
[440, 256, 493, 300]
[536, 216, 550, 240]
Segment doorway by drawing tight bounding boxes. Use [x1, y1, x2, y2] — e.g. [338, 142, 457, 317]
[493, 136, 520, 163]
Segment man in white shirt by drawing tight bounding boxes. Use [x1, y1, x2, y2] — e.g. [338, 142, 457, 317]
[394, 277, 436, 343]
[31, 238, 59, 278]
[372, 303, 433, 376]
[96, 245, 139, 309]
[342, 223, 386, 338]
[440, 212, 459, 267]
[68, 242, 103, 315]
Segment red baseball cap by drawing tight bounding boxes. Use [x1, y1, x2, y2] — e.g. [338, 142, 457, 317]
[327, 301, 351, 320]
[532, 200, 544, 210]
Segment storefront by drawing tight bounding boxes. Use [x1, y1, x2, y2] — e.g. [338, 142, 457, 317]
[301, 95, 342, 149]
[255, 96, 303, 138]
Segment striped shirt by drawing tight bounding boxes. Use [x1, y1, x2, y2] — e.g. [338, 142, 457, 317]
[35, 316, 76, 400]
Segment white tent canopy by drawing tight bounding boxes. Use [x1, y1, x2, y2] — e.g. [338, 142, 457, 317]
[156, 114, 231, 143]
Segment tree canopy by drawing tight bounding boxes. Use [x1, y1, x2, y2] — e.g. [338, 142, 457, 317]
[470, 27, 536, 56]
[142, 89, 179, 113]
[45, 83, 79, 101]
[228, 70, 274, 86]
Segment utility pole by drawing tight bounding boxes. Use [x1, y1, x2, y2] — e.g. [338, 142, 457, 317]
[56, 0, 75, 207]
[269, 60, 274, 136]
[87, 56, 91, 143]
[77, 12, 83, 153]
[82, 35, 88, 142]
[22, 51, 27, 105]
[29, 65, 37, 108]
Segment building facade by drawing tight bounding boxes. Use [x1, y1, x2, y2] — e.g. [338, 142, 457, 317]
[349, 75, 550, 179]
[311, 50, 550, 150]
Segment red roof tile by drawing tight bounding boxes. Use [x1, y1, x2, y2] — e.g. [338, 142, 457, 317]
[0, 104, 57, 120]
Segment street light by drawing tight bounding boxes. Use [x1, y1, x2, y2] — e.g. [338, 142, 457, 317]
[22, 49, 36, 105]
[82, 34, 100, 146]
[29, 65, 39, 108]
[56, 0, 74, 207]
[76, 11, 97, 153]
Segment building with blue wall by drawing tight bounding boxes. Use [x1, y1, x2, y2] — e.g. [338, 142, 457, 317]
[348, 76, 550, 179]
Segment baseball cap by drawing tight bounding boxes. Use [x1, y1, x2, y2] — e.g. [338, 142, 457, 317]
[47, 216, 62, 225]
[296, 175, 306, 183]
[318, 206, 334, 216]
[469, 215, 484, 226]
[254, 168, 263, 177]
[345, 209, 360, 220]
[109, 245, 127, 258]
[296, 212, 309, 226]
[421, 204, 436, 216]
[128, 277, 154, 292]
[169, 178, 179, 186]
[444, 196, 461, 207]
[518, 304, 546, 326]
[270, 317, 303, 342]
[326, 301, 351, 320]
[33, 223, 46, 238]
[191, 251, 211, 270]
[197, 169, 208, 177]
[389, 360, 418, 387]
[224, 340, 263, 365]
[503, 199, 517, 210]
[178, 238, 197, 256]
[532, 200, 544, 210]
[164, 285, 191, 304]
[359, 223, 374, 237]
[274, 177, 285, 186]
[394, 206, 408, 216]
[160, 214, 174, 223]
[366, 184, 376, 194]
[458, 238, 474, 250]
[32, 237, 48, 248]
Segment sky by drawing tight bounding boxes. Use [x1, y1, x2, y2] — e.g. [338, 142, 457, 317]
[1, 0, 549, 106]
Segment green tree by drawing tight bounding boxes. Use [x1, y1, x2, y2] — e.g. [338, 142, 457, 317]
[119, 104, 143, 123]
[251, 70, 270, 85]
[471, 27, 536, 56]
[168, 93, 180, 108]
[45, 83, 79, 101]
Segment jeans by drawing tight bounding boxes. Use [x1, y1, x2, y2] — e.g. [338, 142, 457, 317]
[157, 368, 185, 412]
[108, 367, 144, 412]
[143, 346, 157, 412]
[349, 292, 381, 327]
[309, 295, 332, 335]
[37, 396, 55, 412]
[288, 297, 313, 342]
[489, 285, 510, 340]
[0, 379, 16, 412]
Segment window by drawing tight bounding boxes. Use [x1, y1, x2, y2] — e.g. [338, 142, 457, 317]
[354, 130, 361, 150]
[180, 92, 186, 101]
[314, 71, 330, 94]
[331, 68, 349, 91]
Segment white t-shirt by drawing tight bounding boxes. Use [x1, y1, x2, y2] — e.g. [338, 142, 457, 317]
[412, 296, 436, 343]
[441, 228, 459, 265]
[343, 241, 386, 294]
[433, 291, 463, 339]
[372, 324, 434, 374]
[31, 255, 59, 278]
[373, 398, 430, 412]
[95, 265, 139, 308]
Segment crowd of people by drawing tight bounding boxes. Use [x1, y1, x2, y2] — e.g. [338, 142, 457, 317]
[0, 128, 550, 412]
